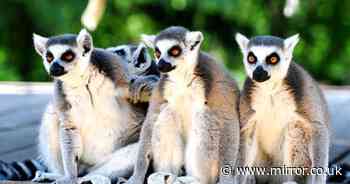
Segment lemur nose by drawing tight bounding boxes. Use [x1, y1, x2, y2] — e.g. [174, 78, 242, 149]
[50, 62, 66, 77]
[253, 66, 270, 82]
[157, 59, 175, 73]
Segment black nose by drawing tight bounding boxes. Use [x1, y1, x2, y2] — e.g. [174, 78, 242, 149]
[157, 59, 175, 73]
[252, 66, 270, 82]
[50, 62, 66, 77]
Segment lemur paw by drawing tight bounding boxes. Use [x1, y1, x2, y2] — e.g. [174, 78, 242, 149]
[148, 172, 200, 184]
[32, 171, 62, 182]
[52, 177, 78, 184]
[282, 182, 298, 184]
[79, 175, 111, 184]
[129, 76, 153, 103]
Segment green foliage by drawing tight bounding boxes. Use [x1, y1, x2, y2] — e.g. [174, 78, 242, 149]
[0, 0, 349, 84]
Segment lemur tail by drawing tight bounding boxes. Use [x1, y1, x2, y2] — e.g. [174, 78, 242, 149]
[0, 159, 47, 181]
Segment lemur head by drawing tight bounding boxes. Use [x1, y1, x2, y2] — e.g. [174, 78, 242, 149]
[107, 43, 152, 75]
[33, 29, 93, 80]
[235, 33, 299, 83]
[141, 26, 203, 73]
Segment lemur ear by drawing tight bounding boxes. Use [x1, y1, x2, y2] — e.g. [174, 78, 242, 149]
[141, 34, 156, 49]
[186, 31, 203, 51]
[235, 33, 249, 52]
[33, 33, 48, 56]
[77, 29, 93, 55]
[284, 34, 299, 53]
[132, 43, 147, 65]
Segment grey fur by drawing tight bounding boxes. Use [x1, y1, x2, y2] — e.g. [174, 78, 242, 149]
[248, 35, 284, 48]
[46, 34, 77, 47]
[155, 26, 188, 43]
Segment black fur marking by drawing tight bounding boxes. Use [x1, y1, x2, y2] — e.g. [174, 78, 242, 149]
[248, 35, 284, 48]
[23, 160, 37, 179]
[55, 80, 72, 111]
[139, 60, 160, 77]
[90, 49, 119, 82]
[284, 63, 304, 106]
[190, 41, 200, 50]
[135, 48, 146, 67]
[155, 26, 188, 43]
[242, 78, 256, 107]
[11, 162, 27, 180]
[158, 74, 168, 98]
[194, 53, 213, 98]
[46, 34, 77, 47]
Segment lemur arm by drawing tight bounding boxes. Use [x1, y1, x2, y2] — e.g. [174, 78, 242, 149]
[126, 88, 164, 184]
[58, 112, 82, 180]
[128, 75, 159, 103]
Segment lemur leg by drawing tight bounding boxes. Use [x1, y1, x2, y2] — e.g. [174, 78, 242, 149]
[217, 111, 240, 184]
[281, 120, 322, 184]
[53, 113, 83, 184]
[307, 121, 329, 184]
[152, 106, 184, 175]
[85, 143, 139, 182]
[185, 107, 220, 184]
[235, 123, 259, 184]
[33, 105, 64, 182]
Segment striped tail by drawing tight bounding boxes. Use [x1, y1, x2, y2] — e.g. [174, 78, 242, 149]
[0, 159, 47, 181]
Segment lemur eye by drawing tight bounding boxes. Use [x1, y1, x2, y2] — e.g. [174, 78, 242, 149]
[168, 46, 182, 57]
[266, 53, 280, 65]
[247, 52, 257, 64]
[61, 50, 75, 62]
[46, 51, 54, 63]
[155, 48, 161, 59]
[114, 49, 126, 56]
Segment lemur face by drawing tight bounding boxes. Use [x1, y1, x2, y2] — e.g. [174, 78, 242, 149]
[142, 26, 203, 73]
[235, 33, 299, 83]
[33, 29, 93, 80]
[107, 44, 151, 75]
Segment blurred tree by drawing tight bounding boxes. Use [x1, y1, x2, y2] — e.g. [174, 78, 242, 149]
[0, 0, 349, 85]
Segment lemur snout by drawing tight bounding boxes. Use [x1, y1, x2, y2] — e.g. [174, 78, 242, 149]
[253, 65, 270, 82]
[50, 62, 66, 77]
[157, 59, 175, 72]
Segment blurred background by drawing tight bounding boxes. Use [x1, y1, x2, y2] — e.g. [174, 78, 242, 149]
[1, 0, 350, 85]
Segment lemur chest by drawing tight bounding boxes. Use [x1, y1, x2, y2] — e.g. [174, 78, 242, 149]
[65, 78, 129, 164]
[249, 86, 301, 156]
[162, 79, 206, 136]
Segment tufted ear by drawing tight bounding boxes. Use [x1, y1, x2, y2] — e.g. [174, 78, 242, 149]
[141, 34, 156, 49]
[235, 33, 250, 52]
[284, 34, 299, 54]
[186, 31, 203, 51]
[33, 33, 48, 56]
[77, 29, 93, 55]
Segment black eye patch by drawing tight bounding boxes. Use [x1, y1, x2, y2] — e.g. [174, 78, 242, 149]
[114, 49, 126, 56]
[168, 45, 182, 57]
[247, 52, 257, 64]
[265, 52, 280, 65]
[61, 50, 75, 62]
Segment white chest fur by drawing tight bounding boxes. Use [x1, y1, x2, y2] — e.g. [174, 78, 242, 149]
[63, 72, 129, 165]
[249, 82, 301, 156]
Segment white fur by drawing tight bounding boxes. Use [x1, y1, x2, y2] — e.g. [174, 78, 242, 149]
[248, 81, 304, 156]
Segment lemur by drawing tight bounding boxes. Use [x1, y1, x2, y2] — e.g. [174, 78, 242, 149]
[106, 43, 160, 103]
[125, 26, 240, 184]
[0, 42, 159, 183]
[235, 33, 330, 184]
[31, 29, 147, 184]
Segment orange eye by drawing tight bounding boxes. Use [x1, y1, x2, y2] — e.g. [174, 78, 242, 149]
[270, 56, 278, 64]
[61, 50, 75, 62]
[247, 53, 256, 64]
[46, 51, 54, 63]
[168, 46, 182, 57]
[266, 53, 280, 65]
[154, 48, 161, 59]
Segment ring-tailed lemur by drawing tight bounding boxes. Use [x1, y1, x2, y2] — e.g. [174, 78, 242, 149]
[29, 29, 148, 184]
[126, 26, 240, 184]
[0, 43, 159, 183]
[235, 33, 330, 184]
[106, 43, 160, 103]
